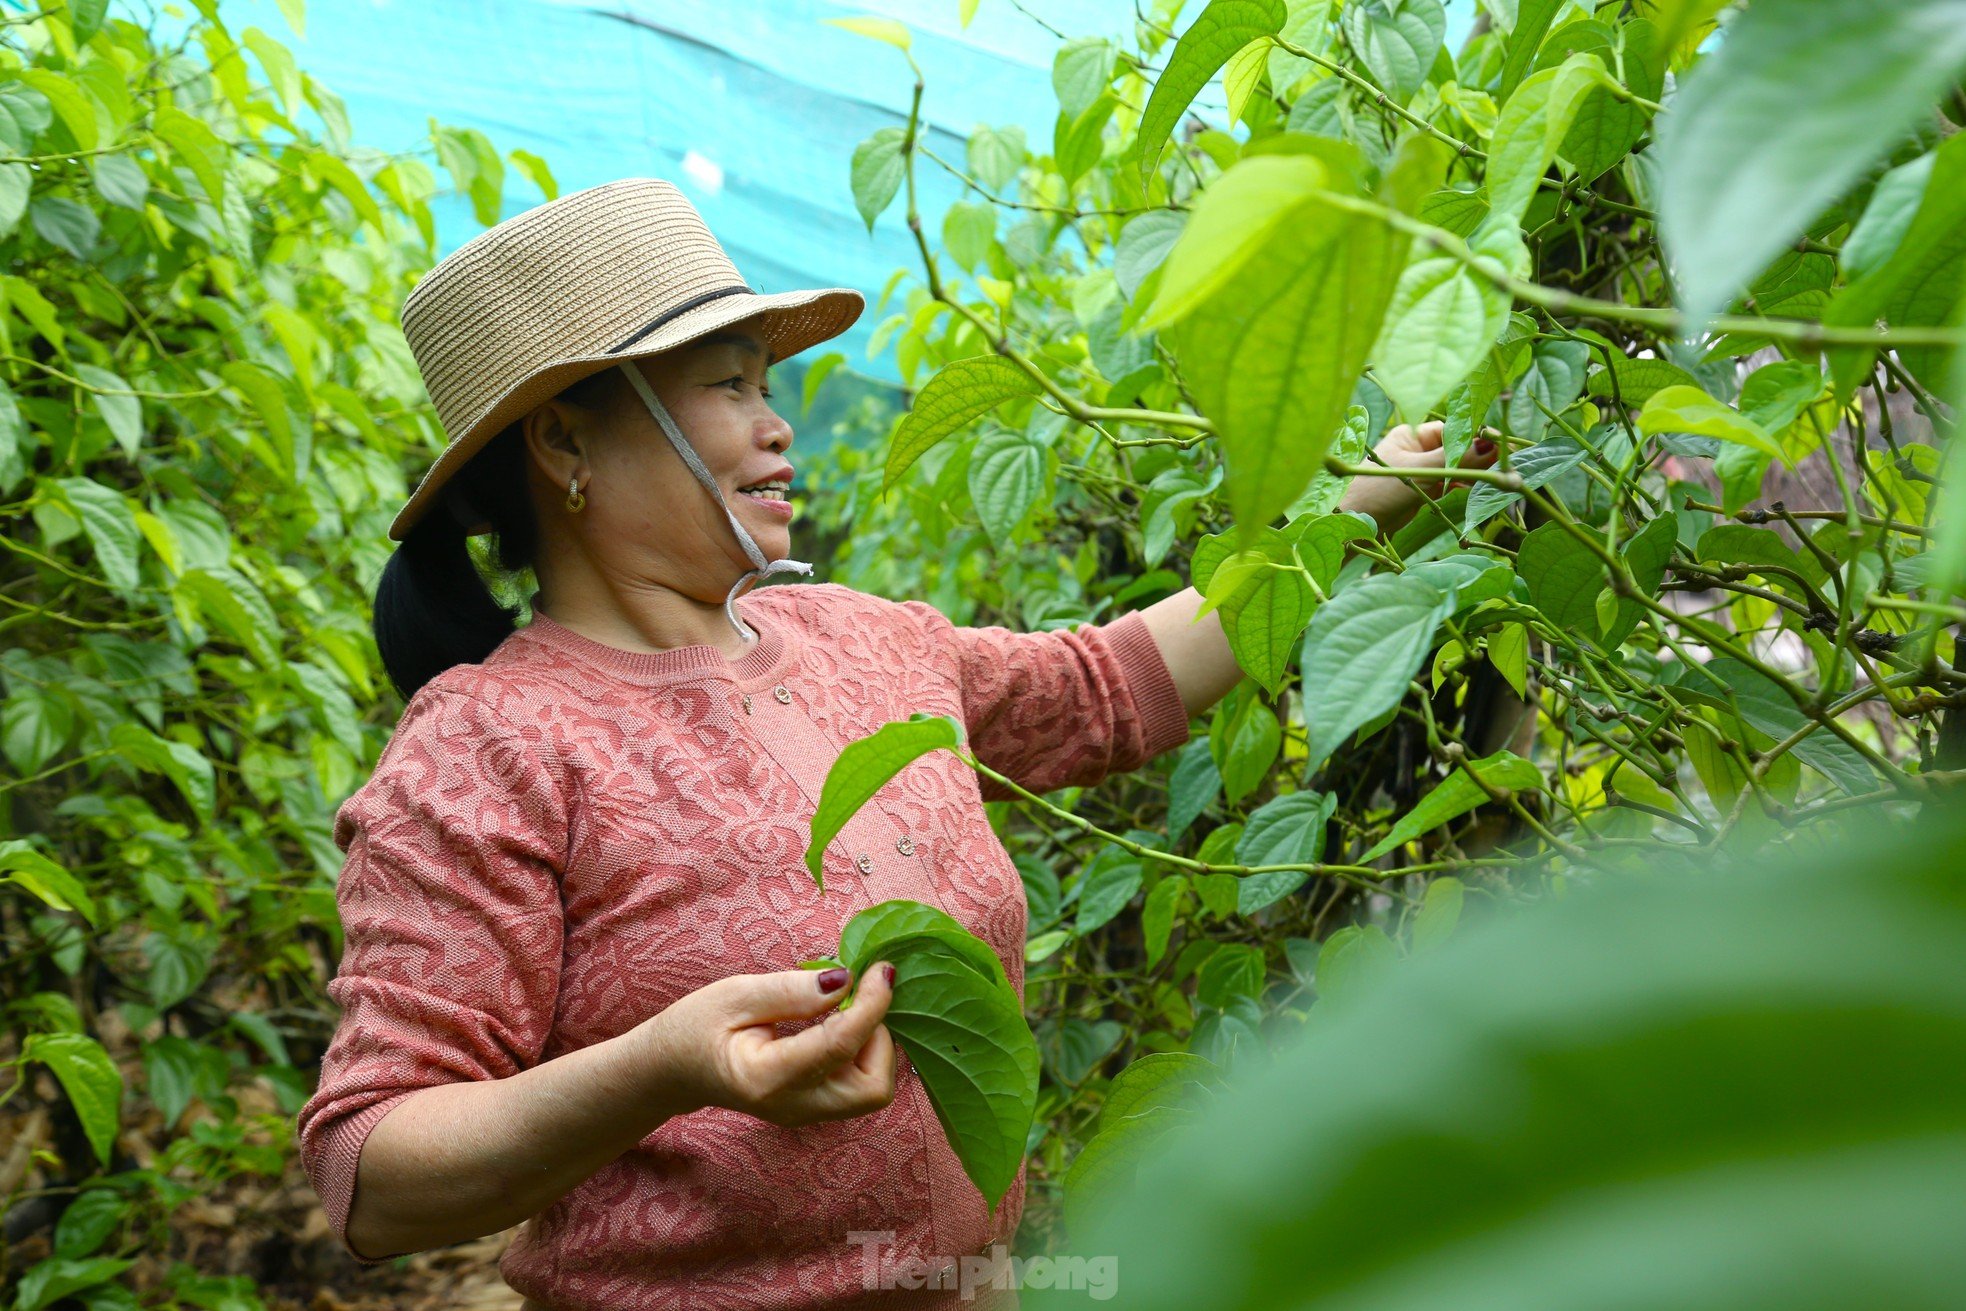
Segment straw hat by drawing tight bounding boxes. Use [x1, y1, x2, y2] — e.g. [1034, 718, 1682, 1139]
[390, 177, 864, 543]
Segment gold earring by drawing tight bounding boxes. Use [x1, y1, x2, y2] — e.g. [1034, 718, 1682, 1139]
[566, 475, 586, 513]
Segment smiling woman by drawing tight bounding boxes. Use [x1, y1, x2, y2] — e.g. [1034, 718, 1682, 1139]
[298, 175, 1455, 1310]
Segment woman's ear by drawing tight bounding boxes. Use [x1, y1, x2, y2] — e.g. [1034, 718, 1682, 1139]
[521, 398, 589, 485]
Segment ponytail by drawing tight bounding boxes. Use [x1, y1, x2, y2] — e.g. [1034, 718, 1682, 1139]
[373, 368, 617, 699]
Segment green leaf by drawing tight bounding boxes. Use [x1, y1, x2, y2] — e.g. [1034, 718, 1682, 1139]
[1656, 0, 1966, 325]
[52, 1188, 130, 1259]
[0, 87, 50, 163]
[1191, 528, 1314, 694]
[152, 106, 228, 209]
[1585, 354, 1699, 406]
[1134, 0, 1289, 181]
[1462, 432, 1587, 530]
[1639, 386, 1785, 462]
[1197, 941, 1267, 1007]
[941, 200, 996, 272]
[52, 477, 139, 590]
[1503, 338, 1589, 443]
[1518, 521, 1615, 639]
[1360, 749, 1541, 861]
[1041, 1016, 1125, 1085]
[109, 722, 216, 819]
[12, 1257, 135, 1311]
[22, 1032, 123, 1167]
[172, 566, 282, 668]
[29, 196, 99, 260]
[1236, 790, 1332, 912]
[1568, 21, 1664, 186]
[879, 937, 1038, 1213]
[1371, 255, 1512, 422]
[968, 428, 1047, 548]
[966, 124, 1026, 192]
[0, 840, 97, 925]
[242, 27, 303, 115]
[850, 126, 907, 232]
[90, 154, 149, 212]
[1076, 852, 1145, 933]
[1299, 572, 1449, 774]
[1143, 875, 1188, 967]
[1168, 738, 1222, 839]
[1340, 0, 1447, 105]
[806, 716, 964, 888]
[1483, 52, 1607, 226]
[1163, 137, 1447, 540]
[825, 15, 912, 49]
[15, 70, 99, 152]
[1823, 131, 1966, 397]
[1498, 0, 1564, 101]
[0, 161, 30, 239]
[1684, 660, 1881, 798]
[1147, 154, 1340, 327]
[885, 356, 1041, 495]
[1054, 36, 1118, 118]
[1070, 806, 1966, 1311]
[1212, 690, 1282, 804]
[1410, 875, 1465, 952]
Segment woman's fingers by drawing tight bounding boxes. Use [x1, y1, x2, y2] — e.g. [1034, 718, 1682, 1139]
[751, 961, 896, 1092]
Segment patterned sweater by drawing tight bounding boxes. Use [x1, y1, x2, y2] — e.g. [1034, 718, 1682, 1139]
[295, 581, 1193, 1309]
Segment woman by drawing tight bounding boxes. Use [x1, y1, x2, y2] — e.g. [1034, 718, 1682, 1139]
[296, 178, 1482, 1308]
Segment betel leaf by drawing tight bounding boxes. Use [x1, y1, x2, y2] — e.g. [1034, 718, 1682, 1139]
[1558, 18, 1663, 185]
[0, 840, 98, 924]
[833, 899, 1035, 1212]
[1498, 0, 1564, 101]
[1159, 136, 1448, 542]
[1191, 526, 1313, 694]
[1823, 131, 1966, 398]
[1463, 432, 1588, 531]
[1235, 790, 1335, 912]
[1299, 571, 1449, 774]
[109, 722, 217, 820]
[52, 477, 140, 591]
[1656, 0, 1966, 326]
[1133, 0, 1288, 182]
[1370, 253, 1513, 423]
[1168, 737, 1223, 839]
[967, 428, 1048, 548]
[849, 126, 907, 232]
[1062, 804, 1966, 1311]
[22, 1032, 123, 1167]
[1638, 386, 1785, 462]
[1409, 875, 1464, 952]
[1482, 52, 1606, 227]
[1148, 153, 1343, 326]
[1340, 0, 1446, 106]
[1518, 520, 1612, 637]
[843, 911, 1038, 1215]
[885, 356, 1040, 495]
[1360, 749, 1542, 861]
[805, 714, 964, 889]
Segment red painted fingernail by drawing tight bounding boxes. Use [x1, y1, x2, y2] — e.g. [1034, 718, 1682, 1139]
[1474, 438, 1495, 456]
[817, 967, 850, 993]
[883, 963, 897, 986]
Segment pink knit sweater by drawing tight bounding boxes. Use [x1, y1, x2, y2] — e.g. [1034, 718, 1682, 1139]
[296, 581, 1192, 1309]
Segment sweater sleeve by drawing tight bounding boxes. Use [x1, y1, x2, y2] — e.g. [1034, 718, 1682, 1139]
[896, 600, 1193, 801]
[295, 686, 567, 1265]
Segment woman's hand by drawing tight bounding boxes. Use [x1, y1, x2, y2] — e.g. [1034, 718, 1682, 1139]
[1336, 420, 1499, 534]
[638, 963, 900, 1128]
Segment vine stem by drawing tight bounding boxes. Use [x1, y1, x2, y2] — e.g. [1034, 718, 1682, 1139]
[954, 748, 1406, 897]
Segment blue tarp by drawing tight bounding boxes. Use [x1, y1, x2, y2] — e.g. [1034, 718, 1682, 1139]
[133, 1, 1474, 382]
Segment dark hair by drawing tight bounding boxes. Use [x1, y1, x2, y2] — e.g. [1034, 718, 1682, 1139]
[373, 368, 620, 700]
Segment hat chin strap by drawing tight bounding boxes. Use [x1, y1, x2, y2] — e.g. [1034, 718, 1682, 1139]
[614, 363, 813, 643]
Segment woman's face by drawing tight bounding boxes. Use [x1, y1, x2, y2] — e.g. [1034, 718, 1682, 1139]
[522, 312, 797, 601]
